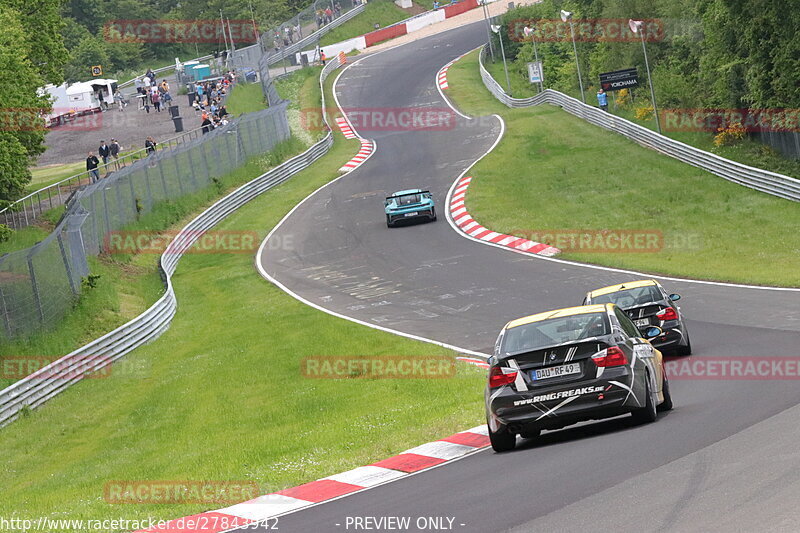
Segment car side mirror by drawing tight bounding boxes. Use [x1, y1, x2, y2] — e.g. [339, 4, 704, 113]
[642, 326, 663, 340]
[669, 293, 681, 301]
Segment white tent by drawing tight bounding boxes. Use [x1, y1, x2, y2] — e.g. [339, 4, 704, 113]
[65, 82, 102, 113]
[38, 78, 118, 126]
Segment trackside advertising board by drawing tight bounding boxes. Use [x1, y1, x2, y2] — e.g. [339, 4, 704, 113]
[600, 68, 639, 91]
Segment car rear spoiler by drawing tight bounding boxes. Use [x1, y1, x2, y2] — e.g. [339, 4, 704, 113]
[385, 190, 431, 201]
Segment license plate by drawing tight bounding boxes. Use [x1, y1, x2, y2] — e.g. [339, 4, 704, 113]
[634, 318, 650, 327]
[404, 212, 418, 217]
[530, 362, 580, 381]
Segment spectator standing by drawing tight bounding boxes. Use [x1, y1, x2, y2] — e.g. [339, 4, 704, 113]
[98, 140, 110, 169]
[143, 75, 151, 89]
[597, 88, 609, 111]
[151, 88, 161, 112]
[325, 7, 332, 23]
[114, 89, 126, 111]
[109, 139, 122, 170]
[86, 152, 100, 182]
[201, 114, 213, 134]
[295, 23, 302, 39]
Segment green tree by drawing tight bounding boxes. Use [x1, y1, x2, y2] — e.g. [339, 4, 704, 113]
[0, 3, 53, 201]
[4, 0, 69, 84]
[65, 35, 111, 82]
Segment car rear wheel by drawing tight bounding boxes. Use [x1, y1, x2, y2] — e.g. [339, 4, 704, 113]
[488, 424, 516, 452]
[631, 373, 658, 424]
[658, 374, 673, 412]
[676, 335, 692, 356]
[520, 428, 540, 440]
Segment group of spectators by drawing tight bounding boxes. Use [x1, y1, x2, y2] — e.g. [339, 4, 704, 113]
[134, 70, 174, 113]
[85, 139, 123, 182]
[315, 3, 343, 29]
[193, 72, 235, 134]
[82, 68, 236, 183]
[275, 24, 302, 49]
[270, 1, 352, 53]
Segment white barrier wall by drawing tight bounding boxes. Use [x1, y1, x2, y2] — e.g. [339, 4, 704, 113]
[297, 36, 368, 64]
[406, 10, 446, 33]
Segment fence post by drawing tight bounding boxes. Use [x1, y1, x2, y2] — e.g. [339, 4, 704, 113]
[0, 282, 12, 338]
[64, 209, 90, 281]
[157, 155, 169, 197]
[143, 163, 154, 209]
[128, 175, 137, 219]
[26, 253, 44, 326]
[56, 233, 78, 296]
[102, 186, 112, 240]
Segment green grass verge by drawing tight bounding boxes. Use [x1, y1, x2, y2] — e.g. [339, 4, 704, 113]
[0, 69, 315, 381]
[447, 50, 800, 287]
[320, 0, 412, 46]
[486, 53, 800, 181]
[0, 67, 485, 530]
[226, 82, 268, 115]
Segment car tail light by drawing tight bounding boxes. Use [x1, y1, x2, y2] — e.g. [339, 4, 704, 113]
[656, 307, 678, 321]
[592, 346, 628, 367]
[488, 366, 518, 388]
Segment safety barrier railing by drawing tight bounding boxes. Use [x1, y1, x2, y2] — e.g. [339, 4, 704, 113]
[478, 45, 800, 202]
[1, 126, 208, 230]
[0, 55, 345, 427]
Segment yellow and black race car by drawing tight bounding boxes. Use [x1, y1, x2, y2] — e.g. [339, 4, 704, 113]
[485, 304, 672, 452]
[583, 279, 691, 356]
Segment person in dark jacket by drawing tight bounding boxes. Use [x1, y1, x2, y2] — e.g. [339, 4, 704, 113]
[145, 136, 157, 154]
[86, 152, 100, 182]
[98, 140, 110, 176]
[201, 115, 213, 134]
[109, 139, 122, 170]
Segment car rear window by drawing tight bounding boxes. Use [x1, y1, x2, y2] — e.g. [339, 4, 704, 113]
[396, 194, 421, 206]
[591, 286, 662, 307]
[501, 312, 610, 355]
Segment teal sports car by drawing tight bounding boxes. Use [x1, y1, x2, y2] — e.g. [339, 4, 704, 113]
[384, 189, 437, 228]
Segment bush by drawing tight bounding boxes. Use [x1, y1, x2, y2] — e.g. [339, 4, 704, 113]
[0, 224, 12, 242]
[713, 123, 746, 147]
[635, 105, 654, 121]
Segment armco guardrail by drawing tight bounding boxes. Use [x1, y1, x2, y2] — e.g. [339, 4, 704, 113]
[478, 46, 800, 202]
[0, 56, 345, 427]
[118, 55, 215, 89]
[230, 3, 365, 70]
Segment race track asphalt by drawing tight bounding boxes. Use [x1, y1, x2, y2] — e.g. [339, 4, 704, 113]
[251, 21, 800, 533]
